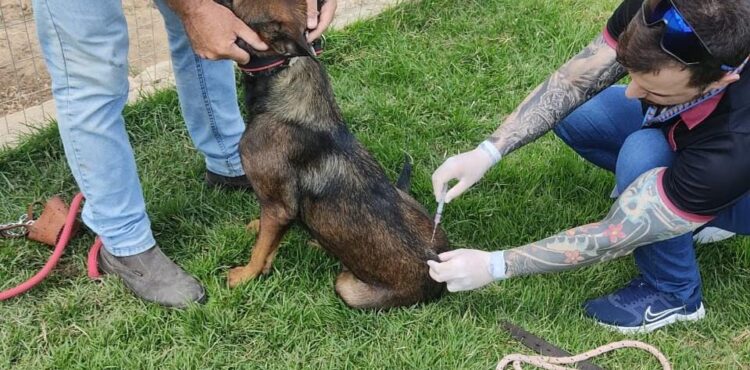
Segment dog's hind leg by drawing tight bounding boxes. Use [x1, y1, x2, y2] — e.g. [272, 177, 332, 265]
[334, 271, 399, 309]
[228, 209, 291, 288]
[262, 248, 279, 274]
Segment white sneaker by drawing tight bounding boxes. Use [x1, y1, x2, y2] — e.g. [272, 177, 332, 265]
[693, 227, 736, 244]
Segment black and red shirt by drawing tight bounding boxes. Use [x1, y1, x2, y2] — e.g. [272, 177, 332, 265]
[604, 0, 750, 220]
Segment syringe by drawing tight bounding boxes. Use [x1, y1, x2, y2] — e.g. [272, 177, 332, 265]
[431, 185, 447, 243]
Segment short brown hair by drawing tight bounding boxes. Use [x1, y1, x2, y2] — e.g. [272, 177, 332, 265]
[617, 0, 750, 88]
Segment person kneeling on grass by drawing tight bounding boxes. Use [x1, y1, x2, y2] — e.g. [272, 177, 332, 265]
[428, 0, 750, 334]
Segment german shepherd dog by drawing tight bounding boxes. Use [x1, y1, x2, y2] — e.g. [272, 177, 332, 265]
[219, 0, 450, 309]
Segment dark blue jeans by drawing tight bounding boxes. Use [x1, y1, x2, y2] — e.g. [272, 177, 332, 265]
[553, 85, 750, 302]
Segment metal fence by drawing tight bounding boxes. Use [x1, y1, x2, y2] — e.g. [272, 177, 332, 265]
[0, 0, 399, 148]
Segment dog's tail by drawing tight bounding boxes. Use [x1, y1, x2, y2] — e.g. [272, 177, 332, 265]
[395, 153, 413, 192]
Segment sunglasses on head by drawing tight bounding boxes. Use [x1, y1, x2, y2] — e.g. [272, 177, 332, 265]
[641, 0, 734, 70]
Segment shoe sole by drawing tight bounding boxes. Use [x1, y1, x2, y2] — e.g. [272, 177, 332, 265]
[598, 303, 706, 334]
[693, 231, 736, 245]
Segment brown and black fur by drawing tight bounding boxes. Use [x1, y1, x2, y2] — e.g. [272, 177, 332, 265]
[220, 0, 450, 309]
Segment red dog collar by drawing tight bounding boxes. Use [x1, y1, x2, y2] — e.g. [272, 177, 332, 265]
[238, 38, 324, 76]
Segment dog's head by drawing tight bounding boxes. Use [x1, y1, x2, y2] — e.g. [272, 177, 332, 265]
[217, 0, 319, 59]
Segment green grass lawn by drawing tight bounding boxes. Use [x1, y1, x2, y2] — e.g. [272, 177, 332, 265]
[2, 0, 749, 368]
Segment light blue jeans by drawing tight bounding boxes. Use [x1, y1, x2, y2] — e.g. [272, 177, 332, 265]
[33, 0, 245, 256]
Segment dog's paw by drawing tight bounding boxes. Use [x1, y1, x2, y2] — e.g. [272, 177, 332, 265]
[227, 266, 258, 288]
[246, 219, 261, 233]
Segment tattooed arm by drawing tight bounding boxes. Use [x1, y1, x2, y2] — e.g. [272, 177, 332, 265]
[503, 168, 708, 277]
[488, 34, 626, 157]
[428, 167, 708, 291]
[431, 34, 627, 202]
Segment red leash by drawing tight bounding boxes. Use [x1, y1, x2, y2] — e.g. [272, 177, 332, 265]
[0, 192, 102, 301]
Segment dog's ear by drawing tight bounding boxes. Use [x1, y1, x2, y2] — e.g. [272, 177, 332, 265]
[254, 21, 312, 58]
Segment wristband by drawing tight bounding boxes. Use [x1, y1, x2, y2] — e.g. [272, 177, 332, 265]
[488, 250, 507, 280]
[478, 140, 502, 165]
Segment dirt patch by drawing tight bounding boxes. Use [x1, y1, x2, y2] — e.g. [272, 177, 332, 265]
[0, 0, 169, 116]
[0, 0, 47, 116]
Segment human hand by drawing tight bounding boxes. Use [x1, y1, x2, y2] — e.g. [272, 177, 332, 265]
[427, 249, 498, 292]
[180, 1, 268, 64]
[431, 141, 501, 203]
[306, 0, 337, 42]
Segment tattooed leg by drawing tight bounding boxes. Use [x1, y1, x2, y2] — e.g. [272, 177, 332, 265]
[503, 167, 709, 277]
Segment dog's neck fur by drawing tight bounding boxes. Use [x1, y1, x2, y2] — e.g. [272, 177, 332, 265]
[245, 56, 343, 130]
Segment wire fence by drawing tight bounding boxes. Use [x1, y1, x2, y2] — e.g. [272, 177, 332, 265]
[0, 0, 171, 148]
[0, 0, 399, 148]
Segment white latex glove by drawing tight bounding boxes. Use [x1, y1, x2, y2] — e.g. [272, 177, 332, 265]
[427, 249, 506, 292]
[432, 141, 501, 203]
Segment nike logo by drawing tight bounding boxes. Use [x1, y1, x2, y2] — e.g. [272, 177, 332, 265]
[644, 305, 685, 323]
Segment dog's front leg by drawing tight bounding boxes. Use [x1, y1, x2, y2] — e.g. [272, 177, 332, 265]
[228, 210, 291, 288]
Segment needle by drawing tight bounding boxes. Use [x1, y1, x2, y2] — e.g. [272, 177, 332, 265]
[431, 184, 447, 243]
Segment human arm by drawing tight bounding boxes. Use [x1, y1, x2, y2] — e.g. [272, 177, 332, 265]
[428, 167, 710, 291]
[167, 0, 335, 63]
[432, 34, 627, 202]
[166, 0, 267, 63]
[487, 34, 626, 156]
[501, 167, 708, 277]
